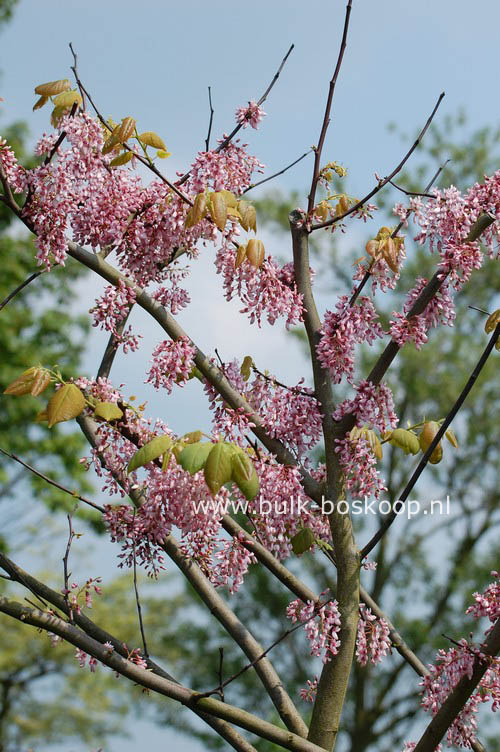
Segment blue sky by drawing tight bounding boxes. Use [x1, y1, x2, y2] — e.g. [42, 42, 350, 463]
[1, 1, 499, 750]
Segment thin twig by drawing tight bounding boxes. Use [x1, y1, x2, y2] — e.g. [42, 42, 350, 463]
[242, 149, 313, 194]
[205, 86, 214, 152]
[0, 271, 44, 312]
[176, 44, 295, 187]
[468, 305, 490, 316]
[62, 510, 77, 623]
[345, 158, 453, 309]
[361, 322, 500, 558]
[132, 510, 149, 659]
[311, 91, 445, 231]
[307, 0, 353, 214]
[69, 42, 86, 111]
[198, 594, 336, 700]
[251, 364, 316, 398]
[0, 447, 105, 514]
[68, 56, 192, 206]
[388, 179, 435, 198]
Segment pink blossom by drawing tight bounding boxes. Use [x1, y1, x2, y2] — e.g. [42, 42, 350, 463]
[356, 605, 391, 665]
[235, 101, 266, 130]
[145, 337, 196, 393]
[335, 434, 387, 500]
[317, 295, 385, 383]
[333, 380, 398, 433]
[300, 677, 318, 703]
[287, 595, 342, 663]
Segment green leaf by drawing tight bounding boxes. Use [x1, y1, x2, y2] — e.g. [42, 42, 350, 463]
[127, 435, 173, 473]
[389, 428, 420, 455]
[291, 527, 315, 555]
[47, 384, 85, 428]
[179, 442, 213, 475]
[94, 401, 123, 422]
[231, 450, 259, 501]
[204, 442, 233, 495]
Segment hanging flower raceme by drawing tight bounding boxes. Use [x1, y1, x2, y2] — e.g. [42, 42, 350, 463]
[417, 573, 500, 749]
[335, 434, 387, 500]
[90, 280, 140, 354]
[287, 595, 342, 664]
[186, 139, 264, 194]
[389, 277, 455, 349]
[145, 337, 196, 393]
[0, 137, 27, 193]
[216, 241, 304, 328]
[356, 605, 391, 666]
[333, 380, 398, 434]
[317, 295, 385, 384]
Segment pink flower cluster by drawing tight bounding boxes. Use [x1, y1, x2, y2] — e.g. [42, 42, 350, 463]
[145, 337, 196, 393]
[216, 242, 304, 328]
[90, 280, 140, 353]
[333, 380, 398, 433]
[0, 137, 26, 193]
[235, 101, 266, 130]
[186, 139, 264, 194]
[356, 605, 391, 666]
[398, 172, 500, 290]
[335, 434, 387, 500]
[418, 573, 500, 748]
[287, 595, 342, 664]
[466, 571, 500, 624]
[389, 277, 455, 350]
[300, 677, 318, 703]
[317, 295, 385, 383]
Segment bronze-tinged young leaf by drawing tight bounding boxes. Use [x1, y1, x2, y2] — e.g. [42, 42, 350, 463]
[291, 527, 315, 556]
[156, 149, 171, 159]
[47, 384, 85, 428]
[33, 95, 48, 111]
[51, 106, 68, 128]
[4, 367, 38, 396]
[246, 238, 265, 268]
[220, 190, 237, 208]
[240, 355, 253, 381]
[127, 435, 173, 473]
[117, 117, 136, 143]
[30, 369, 51, 397]
[94, 401, 123, 422]
[35, 409, 48, 423]
[445, 428, 459, 448]
[179, 442, 213, 476]
[382, 237, 399, 273]
[192, 192, 207, 225]
[184, 207, 196, 229]
[485, 308, 500, 334]
[231, 450, 259, 501]
[204, 442, 233, 495]
[209, 192, 228, 231]
[419, 421, 443, 464]
[389, 428, 420, 455]
[235, 244, 247, 268]
[110, 151, 133, 167]
[102, 125, 121, 155]
[34, 79, 71, 96]
[238, 200, 257, 232]
[53, 90, 82, 108]
[138, 131, 167, 150]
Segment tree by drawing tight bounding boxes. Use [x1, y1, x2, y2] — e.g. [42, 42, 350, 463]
[0, 5, 499, 752]
[158, 113, 500, 752]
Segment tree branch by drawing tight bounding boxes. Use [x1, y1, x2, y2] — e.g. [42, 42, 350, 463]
[307, 0, 353, 214]
[310, 92, 445, 232]
[361, 321, 500, 558]
[0, 596, 322, 752]
[412, 620, 500, 752]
